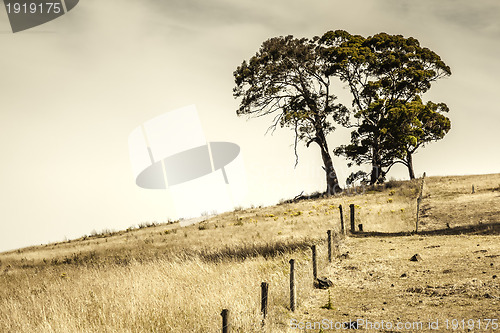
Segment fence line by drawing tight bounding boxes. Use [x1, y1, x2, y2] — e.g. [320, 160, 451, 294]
[220, 229, 345, 331]
[219, 175, 433, 330]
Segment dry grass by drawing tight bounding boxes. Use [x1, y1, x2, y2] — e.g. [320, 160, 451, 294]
[0, 255, 317, 332]
[419, 173, 500, 230]
[1, 173, 499, 332]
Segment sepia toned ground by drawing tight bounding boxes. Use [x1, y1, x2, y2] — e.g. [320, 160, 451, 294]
[1, 173, 499, 332]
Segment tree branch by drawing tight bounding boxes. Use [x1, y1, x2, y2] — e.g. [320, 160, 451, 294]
[385, 160, 409, 174]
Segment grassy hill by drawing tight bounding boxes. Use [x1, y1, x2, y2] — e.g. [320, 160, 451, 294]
[1, 174, 499, 332]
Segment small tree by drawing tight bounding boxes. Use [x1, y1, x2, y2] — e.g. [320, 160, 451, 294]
[233, 35, 346, 194]
[383, 97, 451, 179]
[321, 31, 451, 183]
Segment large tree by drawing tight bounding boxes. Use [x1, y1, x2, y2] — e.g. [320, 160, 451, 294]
[320, 31, 451, 183]
[233, 35, 345, 194]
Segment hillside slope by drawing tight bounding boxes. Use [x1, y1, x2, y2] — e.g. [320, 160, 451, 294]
[1, 174, 499, 332]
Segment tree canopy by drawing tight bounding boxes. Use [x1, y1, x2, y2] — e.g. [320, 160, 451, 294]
[320, 30, 451, 183]
[381, 97, 451, 179]
[233, 35, 345, 194]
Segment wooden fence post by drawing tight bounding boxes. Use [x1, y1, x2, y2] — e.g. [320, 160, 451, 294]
[416, 196, 421, 233]
[339, 205, 344, 234]
[333, 232, 339, 255]
[349, 204, 355, 233]
[261, 282, 268, 322]
[312, 245, 317, 280]
[289, 259, 296, 312]
[327, 230, 332, 263]
[416, 173, 425, 233]
[221, 309, 230, 333]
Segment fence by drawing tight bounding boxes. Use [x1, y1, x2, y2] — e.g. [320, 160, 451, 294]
[218, 177, 430, 330]
[220, 228, 344, 331]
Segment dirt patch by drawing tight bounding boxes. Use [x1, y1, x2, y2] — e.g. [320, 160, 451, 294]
[406, 279, 500, 299]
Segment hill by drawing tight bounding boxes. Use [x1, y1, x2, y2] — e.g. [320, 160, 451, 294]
[1, 174, 499, 332]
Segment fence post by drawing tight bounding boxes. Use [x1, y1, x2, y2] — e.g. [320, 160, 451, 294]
[221, 309, 230, 333]
[333, 232, 339, 255]
[358, 224, 363, 232]
[420, 172, 426, 193]
[416, 173, 425, 233]
[289, 259, 296, 312]
[327, 230, 332, 263]
[349, 204, 355, 233]
[416, 196, 421, 233]
[261, 282, 268, 323]
[339, 205, 344, 234]
[312, 245, 317, 280]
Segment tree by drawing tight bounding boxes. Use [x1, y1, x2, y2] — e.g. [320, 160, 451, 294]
[233, 35, 346, 194]
[382, 97, 451, 179]
[321, 31, 451, 184]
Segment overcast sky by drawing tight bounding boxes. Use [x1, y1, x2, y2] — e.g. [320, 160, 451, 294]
[1, 0, 499, 252]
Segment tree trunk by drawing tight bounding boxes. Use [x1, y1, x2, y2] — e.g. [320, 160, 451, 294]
[320, 145, 341, 195]
[406, 150, 415, 180]
[314, 125, 341, 195]
[370, 138, 385, 185]
[370, 161, 384, 185]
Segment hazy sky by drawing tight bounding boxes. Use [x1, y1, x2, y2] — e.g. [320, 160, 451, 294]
[1, 0, 499, 252]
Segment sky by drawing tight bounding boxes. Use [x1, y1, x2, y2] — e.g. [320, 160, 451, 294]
[0, 0, 499, 252]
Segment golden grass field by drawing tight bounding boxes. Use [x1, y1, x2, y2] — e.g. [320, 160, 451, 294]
[1, 173, 499, 332]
